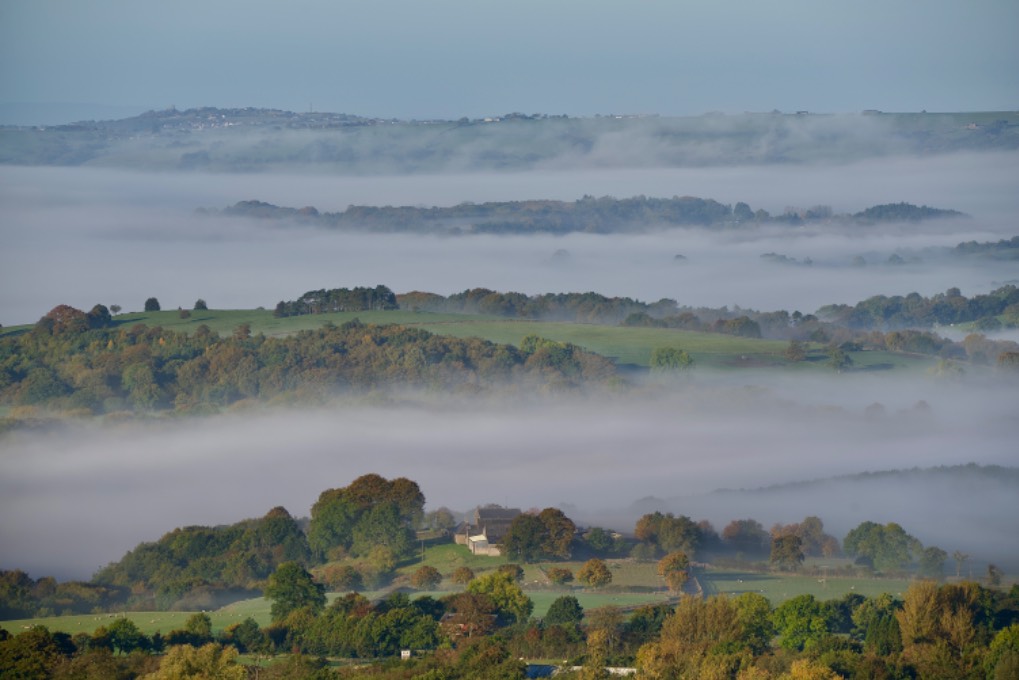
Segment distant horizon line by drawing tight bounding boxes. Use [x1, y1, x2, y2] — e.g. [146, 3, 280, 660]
[3, 100, 1017, 128]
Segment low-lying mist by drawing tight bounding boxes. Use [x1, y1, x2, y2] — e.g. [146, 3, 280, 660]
[2, 152, 1018, 326]
[2, 373, 1016, 581]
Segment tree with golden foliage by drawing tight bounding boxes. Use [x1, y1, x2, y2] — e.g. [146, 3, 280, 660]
[141, 643, 246, 680]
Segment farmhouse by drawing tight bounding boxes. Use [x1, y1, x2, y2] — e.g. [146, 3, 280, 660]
[454, 506, 521, 556]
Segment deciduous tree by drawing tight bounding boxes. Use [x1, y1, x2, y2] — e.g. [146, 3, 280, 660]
[264, 562, 325, 623]
[410, 565, 442, 590]
[577, 559, 612, 589]
[656, 551, 690, 593]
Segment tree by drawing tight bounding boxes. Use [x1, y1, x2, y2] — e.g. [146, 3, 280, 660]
[193, 299, 208, 311]
[546, 567, 574, 585]
[538, 507, 576, 559]
[105, 617, 147, 655]
[264, 562, 325, 623]
[410, 565, 442, 590]
[771, 594, 832, 651]
[141, 643, 246, 680]
[451, 566, 475, 586]
[987, 563, 1003, 587]
[843, 521, 921, 572]
[826, 345, 852, 372]
[466, 571, 533, 624]
[918, 546, 947, 580]
[636, 512, 701, 557]
[577, 559, 612, 589]
[87, 304, 113, 328]
[952, 550, 969, 579]
[722, 518, 769, 555]
[502, 514, 546, 563]
[785, 339, 807, 362]
[771, 534, 805, 571]
[184, 613, 213, 643]
[650, 346, 693, 372]
[657, 551, 690, 593]
[545, 595, 584, 626]
[144, 297, 161, 312]
[39, 304, 90, 335]
[442, 592, 497, 639]
[110, 304, 122, 315]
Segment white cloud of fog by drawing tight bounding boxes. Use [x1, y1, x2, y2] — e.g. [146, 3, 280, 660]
[1, 374, 1016, 581]
[2, 153, 1017, 325]
[2, 153, 1017, 581]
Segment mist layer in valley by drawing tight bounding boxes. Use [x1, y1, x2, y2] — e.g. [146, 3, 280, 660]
[2, 151, 1018, 327]
[2, 143, 1017, 584]
[1, 373, 1017, 581]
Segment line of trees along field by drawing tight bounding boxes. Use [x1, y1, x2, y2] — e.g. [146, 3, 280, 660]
[0, 306, 617, 417]
[2, 492, 1018, 679]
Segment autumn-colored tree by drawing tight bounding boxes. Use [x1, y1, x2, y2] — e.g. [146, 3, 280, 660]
[410, 565, 442, 590]
[39, 305, 90, 335]
[141, 643, 246, 680]
[442, 592, 497, 639]
[538, 507, 576, 559]
[722, 518, 769, 555]
[657, 551, 690, 593]
[546, 567, 574, 586]
[770, 534, 805, 571]
[451, 566, 475, 586]
[577, 559, 612, 589]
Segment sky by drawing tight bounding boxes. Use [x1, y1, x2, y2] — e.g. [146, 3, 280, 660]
[1, 0, 1018, 125]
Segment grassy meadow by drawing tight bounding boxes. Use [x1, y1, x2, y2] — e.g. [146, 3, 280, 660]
[0, 307, 938, 373]
[2, 542, 928, 639]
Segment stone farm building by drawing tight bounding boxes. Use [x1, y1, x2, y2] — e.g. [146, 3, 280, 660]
[454, 507, 521, 556]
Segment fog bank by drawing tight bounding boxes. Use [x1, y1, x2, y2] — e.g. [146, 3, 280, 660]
[2, 374, 1016, 580]
[3, 153, 1018, 326]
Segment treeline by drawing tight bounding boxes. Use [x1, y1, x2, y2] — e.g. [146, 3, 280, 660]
[4, 575, 1019, 679]
[817, 284, 1019, 331]
[954, 234, 1019, 260]
[220, 197, 965, 235]
[400, 286, 1019, 365]
[273, 285, 398, 318]
[852, 202, 965, 222]
[0, 306, 618, 416]
[1, 479, 974, 619]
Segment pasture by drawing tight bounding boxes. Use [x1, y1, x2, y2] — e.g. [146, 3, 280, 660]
[0, 547, 924, 639]
[1, 307, 936, 372]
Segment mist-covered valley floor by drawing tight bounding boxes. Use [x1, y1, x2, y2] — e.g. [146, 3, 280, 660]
[2, 373, 1017, 581]
[1, 149, 1018, 582]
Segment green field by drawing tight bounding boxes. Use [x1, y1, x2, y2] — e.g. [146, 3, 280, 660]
[0, 308, 938, 372]
[698, 568, 914, 604]
[1, 549, 923, 640]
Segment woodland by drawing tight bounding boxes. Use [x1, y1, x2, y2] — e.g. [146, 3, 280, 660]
[3, 472, 1019, 679]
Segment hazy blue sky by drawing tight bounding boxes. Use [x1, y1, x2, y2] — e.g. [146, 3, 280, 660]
[1, 0, 1017, 124]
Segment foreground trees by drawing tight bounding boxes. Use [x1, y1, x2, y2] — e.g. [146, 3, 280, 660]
[2, 579, 1017, 679]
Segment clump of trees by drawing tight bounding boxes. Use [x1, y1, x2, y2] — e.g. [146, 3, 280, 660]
[501, 508, 576, 562]
[273, 285, 397, 317]
[307, 474, 424, 572]
[0, 311, 620, 415]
